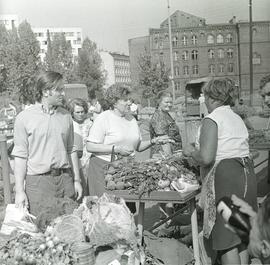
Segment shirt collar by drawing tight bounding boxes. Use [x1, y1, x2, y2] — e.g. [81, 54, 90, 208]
[35, 103, 58, 115]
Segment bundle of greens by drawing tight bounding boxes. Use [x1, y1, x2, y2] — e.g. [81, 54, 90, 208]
[104, 155, 198, 197]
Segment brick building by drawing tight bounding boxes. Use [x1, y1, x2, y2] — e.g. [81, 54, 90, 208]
[129, 10, 270, 98]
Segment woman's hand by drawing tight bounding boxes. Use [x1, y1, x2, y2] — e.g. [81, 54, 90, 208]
[115, 145, 134, 156]
[152, 135, 175, 145]
[183, 144, 196, 157]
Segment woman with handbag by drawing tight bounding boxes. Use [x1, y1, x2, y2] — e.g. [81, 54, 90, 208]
[86, 85, 171, 212]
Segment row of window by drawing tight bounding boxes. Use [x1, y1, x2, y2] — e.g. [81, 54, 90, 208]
[40, 39, 81, 46]
[170, 48, 234, 61]
[115, 61, 130, 67]
[208, 48, 234, 59]
[174, 65, 199, 76]
[154, 33, 233, 48]
[209, 63, 234, 74]
[35, 31, 81, 38]
[173, 63, 234, 76]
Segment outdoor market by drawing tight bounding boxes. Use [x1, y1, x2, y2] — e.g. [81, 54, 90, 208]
[0, 73, 270, 265]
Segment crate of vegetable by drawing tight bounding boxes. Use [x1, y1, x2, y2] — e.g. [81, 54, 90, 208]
[104, 155, 199, 197]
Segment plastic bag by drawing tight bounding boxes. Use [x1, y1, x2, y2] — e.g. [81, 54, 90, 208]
[0, 204, 37, 235]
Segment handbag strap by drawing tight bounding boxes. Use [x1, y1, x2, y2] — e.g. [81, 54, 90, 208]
[111, 145, 116, 162]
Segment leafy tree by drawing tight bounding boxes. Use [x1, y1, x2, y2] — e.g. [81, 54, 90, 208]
[76, 37, 105, 98]
[137, 51, 170, 106]
[0, 24, 9, 93]
[44, 31, 77, 83]
[0, 20, 41, 100]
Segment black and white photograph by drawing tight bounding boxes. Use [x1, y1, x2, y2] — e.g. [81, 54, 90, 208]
[0, 0, 270, 264]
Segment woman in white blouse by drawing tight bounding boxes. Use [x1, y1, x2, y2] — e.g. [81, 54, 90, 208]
[184, 78, 257, 265]
[86, 85, 170, 211]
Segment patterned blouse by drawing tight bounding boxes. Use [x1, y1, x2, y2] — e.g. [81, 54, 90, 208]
[149, 109, 182, 154]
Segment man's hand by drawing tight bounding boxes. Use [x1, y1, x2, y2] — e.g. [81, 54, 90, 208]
[231, 194, 257, 218]
[15, 190, 29, 209]
[74, 181, 83, 201]
[115, 146, 134, 156]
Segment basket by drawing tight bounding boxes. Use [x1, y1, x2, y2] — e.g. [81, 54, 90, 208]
[71, 242, 95, 265]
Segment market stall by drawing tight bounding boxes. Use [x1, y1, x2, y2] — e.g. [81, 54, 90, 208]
[108, 189, 200, 265]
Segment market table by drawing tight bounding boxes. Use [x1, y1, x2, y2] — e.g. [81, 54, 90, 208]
[108, 189, 200, 265]
[250, 143, 270, 183]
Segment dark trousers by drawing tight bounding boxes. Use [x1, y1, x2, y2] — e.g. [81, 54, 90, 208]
[25, 173, 75, 216]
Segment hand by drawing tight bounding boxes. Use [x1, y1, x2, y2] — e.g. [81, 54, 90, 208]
[231, 194, 257, 218]
[183, 144, 196, 157]
[153, 135, 175, 145]
[225, 195, 257, 235]
[114, 145, 134, 156]
[15, 190, 29, 209]
[74, 181, 83, 201]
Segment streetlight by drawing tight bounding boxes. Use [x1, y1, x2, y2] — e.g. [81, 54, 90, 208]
[167, 0, 176, 102]
[249, 0, 253, 106]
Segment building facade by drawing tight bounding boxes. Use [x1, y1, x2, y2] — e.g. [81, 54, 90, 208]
[33, 27, 82, 61]
[100, 51, 131, 88]
[129, 10, 270, 98]
[0, 14, 19, 30]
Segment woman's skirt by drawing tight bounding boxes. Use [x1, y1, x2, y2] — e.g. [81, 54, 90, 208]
[87, 156, 109, 197]
[211, 157, 257, 251]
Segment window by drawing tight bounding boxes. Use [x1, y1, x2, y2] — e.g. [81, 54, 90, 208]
[175, 82, 181, 91]
[159, 52, 164, 61]
[182, 51, 189, 61]
[42, 41, 47, 45]
[209, 64, 215, 74]
[227, 48, 234, 58]
[207, 34, 214, 44]
[183, 66, 189, 75]
[182, 35, 188, 46]
[208, 49, 214, 59]
[192, 65, 199, 75]
[174, 66, 180, 76]
[217, 49, 224, 59]
[226, 33, 233, 43]
[191, 50, 198, 60]
[218, 64, 225, 73]
[191, 35, 197, 45]
[228, 63, 234, 73]
[217, 34, 224, 44]
[172, 36, 178, 47]
[159, 41, 163, 49]
[154, 40, 159, 49]
[173, 51, 179, 61]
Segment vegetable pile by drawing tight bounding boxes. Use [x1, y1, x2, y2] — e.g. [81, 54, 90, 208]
[0, 232, 78, 265]
[249, 129, 270, 146]
[104, 155, 199, 197]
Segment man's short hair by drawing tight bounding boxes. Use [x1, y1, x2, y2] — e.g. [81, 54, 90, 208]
[260, 75, 270, 90]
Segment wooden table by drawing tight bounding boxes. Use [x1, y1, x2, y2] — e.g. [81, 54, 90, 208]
[108, 189, 200, 265]
[250, 143, 270, 183]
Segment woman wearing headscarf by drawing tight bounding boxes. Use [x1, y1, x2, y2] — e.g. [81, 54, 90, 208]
[184, 78, 257, 264]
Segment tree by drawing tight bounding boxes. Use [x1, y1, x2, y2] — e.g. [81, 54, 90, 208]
[0, 20, 41, 100]
[44, 32, 77, 83]
[0, 24, 9, 93]
[137, 51, 170, 106]
[76, 38, 105, 98]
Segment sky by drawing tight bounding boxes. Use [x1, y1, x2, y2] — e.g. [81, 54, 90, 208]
[1, 0, 270, 54]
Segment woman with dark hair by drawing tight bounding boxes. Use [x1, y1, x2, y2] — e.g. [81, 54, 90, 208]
[150, 91, 182, 157]
[184, 78, 257, 264]
[68, 98, 92, 195]
[86, 85, 171, 206]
